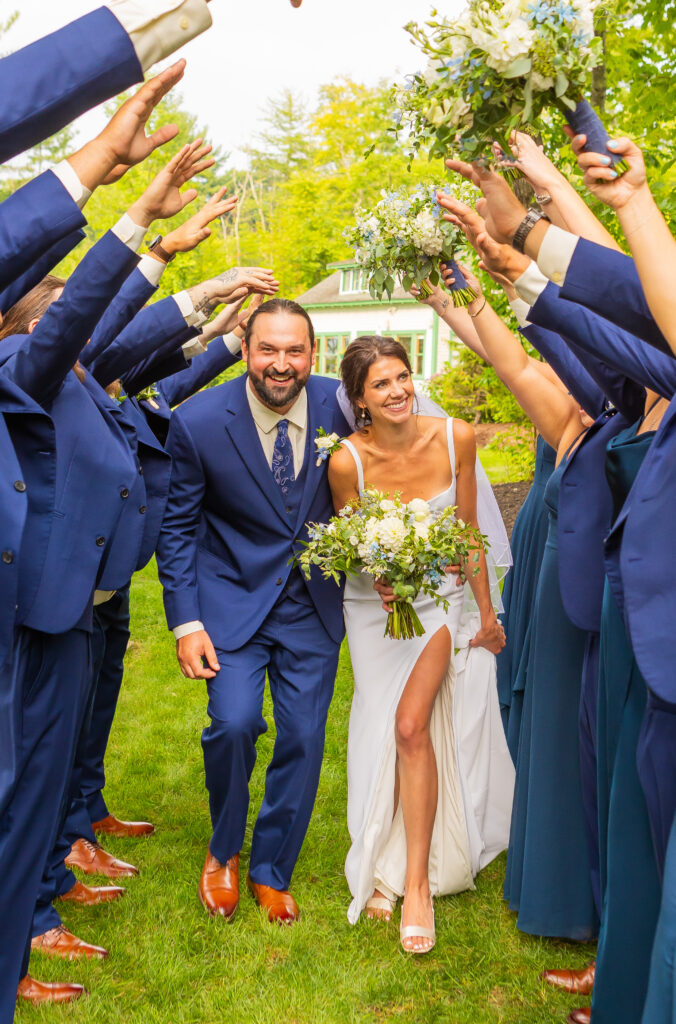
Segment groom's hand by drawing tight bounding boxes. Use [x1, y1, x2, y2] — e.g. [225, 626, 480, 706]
[177, 630, 220, 679]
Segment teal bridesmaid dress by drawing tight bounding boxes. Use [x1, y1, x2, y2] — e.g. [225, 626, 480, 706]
[592, 422, 662, 1024]
[497, 435, 556, 762]
[504, 451, 598, 940]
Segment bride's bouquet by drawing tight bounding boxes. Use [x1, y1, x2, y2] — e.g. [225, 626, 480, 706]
[296, 489, 485, 640]
[344, 184, 477, 307]
[395, 0, 625, 173]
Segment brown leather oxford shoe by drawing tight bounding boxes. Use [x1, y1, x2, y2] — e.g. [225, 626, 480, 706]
[199, 851, 240, 919]
[31, 925, 108, 960]
[93, 813, 155, 838]
[246, 874, 299, 924]
[567, 1009, 591, 1024]
[542, 962, 595, 995]
[65, 837, 139, 878]
[57, 879, 125, 905]
[17, 974, 86, 1005]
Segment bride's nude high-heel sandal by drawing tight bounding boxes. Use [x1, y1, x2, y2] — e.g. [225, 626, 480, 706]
[400, 899, 436, 954]
[365, 895, 396, 921]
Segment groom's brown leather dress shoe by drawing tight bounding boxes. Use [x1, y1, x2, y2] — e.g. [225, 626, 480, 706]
[57, 879, 125, 905]
[542, 962, 595, 994]
[31, 925, 108, 960]
[93, 813, 155, 837]
[246, 874, 299, 924]
[199, 852, 239, 919]
[17, 974, 86, 1005]
[65, 837, 139, 878]
[567, 1008, 591, 1024]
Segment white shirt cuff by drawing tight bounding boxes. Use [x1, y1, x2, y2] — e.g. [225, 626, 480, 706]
[536, 223, 579, 286]
[52, 160, 92, 211]
[173, 290, 209, 328]
[513, 261, 550, 308]
[105, 0, 212, 72]
[223, 332, 242, 356]
[182, 337, 207, 360]
[509, 297, 532, 329]
[172, 620, 204, 640]
[112, 213, 147, 253]
[137, 253, 166, 286]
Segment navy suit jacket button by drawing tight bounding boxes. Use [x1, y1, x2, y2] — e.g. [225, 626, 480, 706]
[13, 480, 26, 492]
[96, 536, 106, 547]
[139, 505, 146, 514]
[2, 550, 14, 564]
[120, 488, 130, 499]
[276, 578, 283, 585]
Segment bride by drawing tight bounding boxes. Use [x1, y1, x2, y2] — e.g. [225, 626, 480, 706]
[328, 335, 512, 953]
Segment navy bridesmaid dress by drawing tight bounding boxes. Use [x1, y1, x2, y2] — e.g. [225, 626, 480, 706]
[497, 435, 556, 761]
[643, 813, 676, 1024]
[593, 422, 662, 1024]
[504, 450, 598, 940]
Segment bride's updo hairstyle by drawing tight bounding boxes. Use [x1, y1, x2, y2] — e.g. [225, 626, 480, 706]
[340, 335, 413, 428]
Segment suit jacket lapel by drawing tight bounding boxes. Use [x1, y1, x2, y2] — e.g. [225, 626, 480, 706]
[295, 380, 337, 532]
[224, 374, 289, 527]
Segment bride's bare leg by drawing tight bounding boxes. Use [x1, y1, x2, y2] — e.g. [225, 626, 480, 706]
[395, 626, 452, 951]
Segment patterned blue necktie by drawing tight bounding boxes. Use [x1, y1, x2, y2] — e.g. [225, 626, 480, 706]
[271, 419, 295, 497]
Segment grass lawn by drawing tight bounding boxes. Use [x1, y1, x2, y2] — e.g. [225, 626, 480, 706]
[477, 447, 515, 485]
[18, 564, 595, 1024]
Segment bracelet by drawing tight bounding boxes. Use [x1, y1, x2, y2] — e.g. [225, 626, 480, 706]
[469, 297, 487, 318]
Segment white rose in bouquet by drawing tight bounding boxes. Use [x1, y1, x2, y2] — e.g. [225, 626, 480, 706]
[407, 498, 431, 521]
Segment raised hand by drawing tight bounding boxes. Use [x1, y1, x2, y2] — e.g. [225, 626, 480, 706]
[496, 131, 558, 195]
[199, 292, 252, 343]
[437, 194, 487, 251]
[474, 232, 530, 283]
[568, 131, 648, 211]
[445, 158, 528, 245]
[128, 139, 216, 228]
[161, 186, 239, 257]
[187, 268, 279, 322]
[176, 629, 220, 680]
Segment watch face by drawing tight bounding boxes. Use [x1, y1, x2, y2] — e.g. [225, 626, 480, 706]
[149, 235, 163, 250]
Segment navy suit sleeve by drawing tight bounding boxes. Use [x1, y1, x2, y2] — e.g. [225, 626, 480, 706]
[158, 338, 241, 407]
[530, 281, 676, 402]
[81, 267, 157, 369]
[0, 231, 139, 404]
[156, 411, 205, 629]
[561, 238, 672, 357]
[125, 349, 190, 395]
[0, 227, 85, 314]
[520, 323, 605, 418]
[87, 295, 190, 387]
[0, 8, 142, 164]
[0, 171, 86, 293]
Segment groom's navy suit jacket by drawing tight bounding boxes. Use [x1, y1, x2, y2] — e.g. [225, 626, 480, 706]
[157, 373, 351, 652]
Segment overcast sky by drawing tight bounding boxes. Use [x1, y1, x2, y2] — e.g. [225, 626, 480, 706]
[7, 0, 464, 165]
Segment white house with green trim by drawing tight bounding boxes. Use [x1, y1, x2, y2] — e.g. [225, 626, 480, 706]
[296, 261, 457, 382]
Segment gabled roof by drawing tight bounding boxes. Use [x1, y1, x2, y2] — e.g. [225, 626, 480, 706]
[297, 268, 415, 309]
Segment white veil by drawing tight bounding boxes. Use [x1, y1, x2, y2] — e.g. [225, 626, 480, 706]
[336, 384, 512, 614]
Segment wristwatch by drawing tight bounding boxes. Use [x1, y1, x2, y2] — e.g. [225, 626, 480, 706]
[148, 235, 176, 264]
[512, 209, 549, 254]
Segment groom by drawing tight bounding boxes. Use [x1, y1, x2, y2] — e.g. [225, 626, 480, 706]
[156, 298, 350, 922]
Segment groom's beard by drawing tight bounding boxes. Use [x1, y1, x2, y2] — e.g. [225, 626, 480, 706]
[248, 365, 310, 409]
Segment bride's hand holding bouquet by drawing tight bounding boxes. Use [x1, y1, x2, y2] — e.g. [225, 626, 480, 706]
[295, 488, 486, 640]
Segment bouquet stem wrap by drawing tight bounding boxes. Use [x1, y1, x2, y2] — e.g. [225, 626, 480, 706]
[444, 258, 477, 308]
[563, 99, 628, 175]
[386, 599, 425, 640]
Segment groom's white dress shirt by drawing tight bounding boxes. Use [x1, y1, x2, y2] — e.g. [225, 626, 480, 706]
[172, 381, 310, 641]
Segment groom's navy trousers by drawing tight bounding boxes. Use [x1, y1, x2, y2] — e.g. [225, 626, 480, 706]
[207, 586, 339, 890]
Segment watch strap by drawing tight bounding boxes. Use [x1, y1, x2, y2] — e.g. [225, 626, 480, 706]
[148, 235, 176, 264]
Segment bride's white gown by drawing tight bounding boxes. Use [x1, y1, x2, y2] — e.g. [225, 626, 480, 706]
[341, 420, 515, 924]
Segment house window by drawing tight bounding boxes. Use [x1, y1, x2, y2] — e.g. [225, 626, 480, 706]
[314, 334, 351, 376]
[340, 268, 368, 294]
[390, 333, 426, 377]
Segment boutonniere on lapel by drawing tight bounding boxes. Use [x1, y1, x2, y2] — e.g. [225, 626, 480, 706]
[314, 427, 343, 467]
[137, 385, 160, 408]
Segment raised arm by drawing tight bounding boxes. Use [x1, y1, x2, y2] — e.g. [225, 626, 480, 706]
[0, 2, 212, 163]
[571, 134, 676, 358]
[0, 227, 85, 316]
